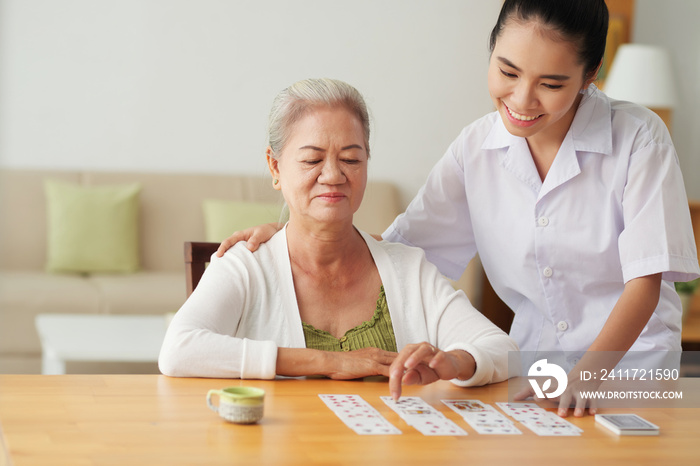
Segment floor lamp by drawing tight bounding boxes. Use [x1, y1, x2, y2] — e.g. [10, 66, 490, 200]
[603, 44, 678, 131]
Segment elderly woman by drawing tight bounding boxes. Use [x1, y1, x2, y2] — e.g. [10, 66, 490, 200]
[158, 78, 517, 399]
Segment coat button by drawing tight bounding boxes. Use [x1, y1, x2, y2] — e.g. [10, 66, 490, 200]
[543, 267, 553, 278]
[557, 321, 568, 331]
[538, 216, 549, 226]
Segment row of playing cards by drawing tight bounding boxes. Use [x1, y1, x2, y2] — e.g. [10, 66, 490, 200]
[319, 394, 401, 435]
[381, 396, 468, 436]
[320, 395, 584, 437]
[496, 402, 582, 436]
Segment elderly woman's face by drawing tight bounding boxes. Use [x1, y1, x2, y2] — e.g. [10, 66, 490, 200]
[268, 105, 368, 228]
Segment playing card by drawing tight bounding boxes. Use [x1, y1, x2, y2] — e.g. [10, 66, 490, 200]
[381, 396, 438, 411]
[470, 420, 522, 435]
[347, 419, 402, 435]
[540, 412, 583, 432]
[442, 399, 497, 415]
[461, 411, 521, 435]
[540, 413, 582, 433]
[389, 396, 429, 406]
[521, 412, 582, 436]
[402, 412, 450, 427]
[509, 410, 549, 424]
[319, 394, 372, 412]
[496, 402, 545, 421]
[319, 394, 402, 435]
[380, 396, 441, 417]
[494, 401, 583, 436]
[462, 411, 512, 425]
[411, 417, 468, 436]
[437, 399, 526, 435]
[338, 410, 386, 421]
[380, 396, 467, 436]
[522, 422, 581, 436]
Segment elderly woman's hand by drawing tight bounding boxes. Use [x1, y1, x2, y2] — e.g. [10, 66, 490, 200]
[388, 343, 476, 400]
[215, 222, 283, 257]
[324, 348, 398, 380]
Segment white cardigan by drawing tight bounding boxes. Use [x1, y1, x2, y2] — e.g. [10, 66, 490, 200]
[159, 228, 518, 386]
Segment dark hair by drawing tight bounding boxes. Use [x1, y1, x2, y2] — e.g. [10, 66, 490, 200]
[489, 0, 609, 78]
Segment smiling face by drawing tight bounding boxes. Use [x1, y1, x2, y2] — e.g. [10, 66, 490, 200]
[487, 19, 597, 147]
[267, 105, 368, 229]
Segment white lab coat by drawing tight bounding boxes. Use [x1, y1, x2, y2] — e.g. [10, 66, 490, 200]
[384, 85, 700, 369]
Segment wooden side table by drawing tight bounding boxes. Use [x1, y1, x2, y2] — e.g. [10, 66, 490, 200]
[35, 314, 169, 374]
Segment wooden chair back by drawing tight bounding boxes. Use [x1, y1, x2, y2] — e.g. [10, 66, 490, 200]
[184, 241, 220, 297]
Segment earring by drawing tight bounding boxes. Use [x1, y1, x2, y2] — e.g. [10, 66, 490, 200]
[273, 179, 279, 185]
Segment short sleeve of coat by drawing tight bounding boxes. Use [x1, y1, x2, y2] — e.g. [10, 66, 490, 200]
[618, 118, 700, 283]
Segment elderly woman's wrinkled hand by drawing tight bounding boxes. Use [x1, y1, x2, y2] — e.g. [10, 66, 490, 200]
[324, 347, 398, 380]
[388, 343, 475, 401]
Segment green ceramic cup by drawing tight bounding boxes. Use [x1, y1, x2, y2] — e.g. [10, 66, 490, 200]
[206, 386, 265, 424]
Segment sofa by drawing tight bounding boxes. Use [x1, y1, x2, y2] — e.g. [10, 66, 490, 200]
[0, 168, 413, 374]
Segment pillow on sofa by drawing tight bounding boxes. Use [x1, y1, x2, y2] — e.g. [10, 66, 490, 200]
[45, 180, 141, 274]
[203, 199, 285, 243]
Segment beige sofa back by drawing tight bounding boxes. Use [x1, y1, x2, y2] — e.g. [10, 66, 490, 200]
[0, 169, 402, 273]
[1, 170, 80, 271]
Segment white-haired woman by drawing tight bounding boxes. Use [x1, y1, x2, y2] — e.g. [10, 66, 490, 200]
[158, 78, 518, 399]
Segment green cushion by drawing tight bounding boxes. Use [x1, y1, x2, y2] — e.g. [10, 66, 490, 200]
[203, 199, 284, 243]
[45, 180, 141, 274]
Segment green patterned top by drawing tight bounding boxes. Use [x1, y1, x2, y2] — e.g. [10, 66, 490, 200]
[302, 286, 397, 352]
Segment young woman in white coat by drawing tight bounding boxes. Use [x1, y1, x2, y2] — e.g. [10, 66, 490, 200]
[217, 0, 700, 416]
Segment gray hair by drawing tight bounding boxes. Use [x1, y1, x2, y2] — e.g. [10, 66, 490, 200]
[267, 78, 371, 157]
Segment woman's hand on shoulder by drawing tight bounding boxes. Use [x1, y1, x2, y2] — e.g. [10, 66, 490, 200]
[389, 343, 476, 400]
[215, 222, 283, 257]
[325, 348, 398, 380]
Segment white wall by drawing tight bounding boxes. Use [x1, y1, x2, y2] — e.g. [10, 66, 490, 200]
[0, 0, 500, 206]
[634, 0, 700, 200]
[0, 0, 697, 205]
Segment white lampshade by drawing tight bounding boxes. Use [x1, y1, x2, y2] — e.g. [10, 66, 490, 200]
[603, 44, 678, 109]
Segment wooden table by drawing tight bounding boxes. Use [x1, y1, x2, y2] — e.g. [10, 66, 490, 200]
[0, 375, 698, 466]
